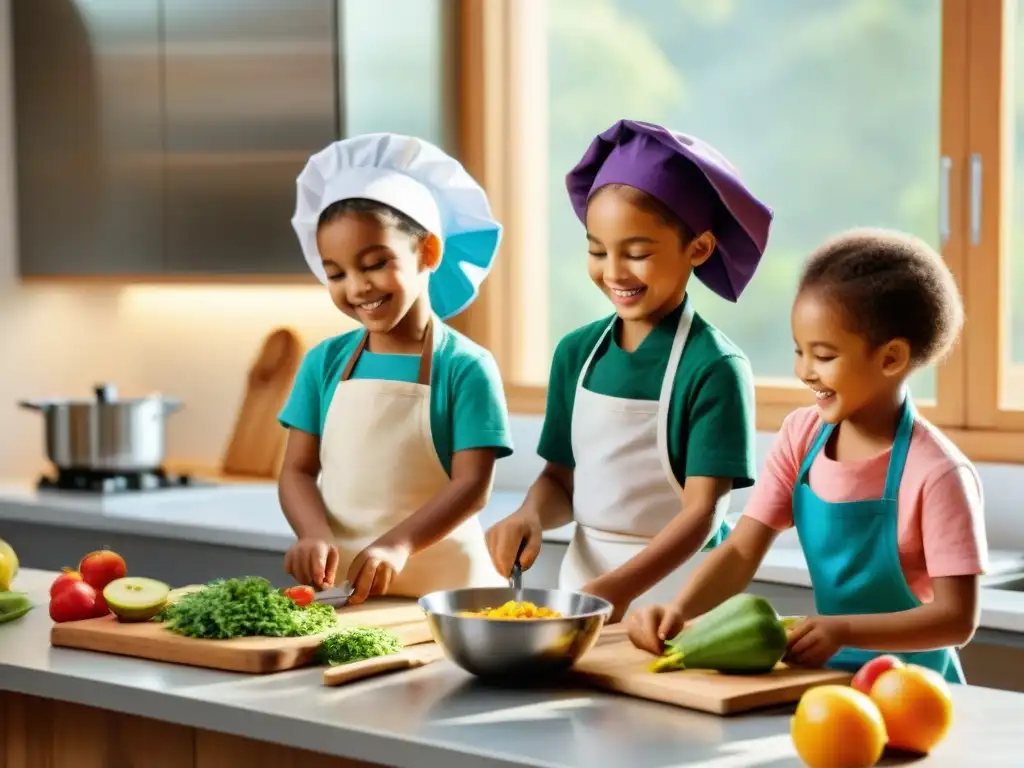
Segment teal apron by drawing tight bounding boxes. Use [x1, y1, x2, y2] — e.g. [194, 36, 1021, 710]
[792, 397, 965, 684]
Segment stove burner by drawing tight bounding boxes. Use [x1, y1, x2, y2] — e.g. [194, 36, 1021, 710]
[37, 468, 197, 493]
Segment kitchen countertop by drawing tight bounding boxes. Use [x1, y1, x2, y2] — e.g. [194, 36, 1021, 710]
[2, 568, 1023, 767]
[3, 481, 1024, 632]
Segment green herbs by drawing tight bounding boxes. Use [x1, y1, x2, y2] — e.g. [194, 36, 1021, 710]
[317, 626, 403, 666]
[156, 577, 337, 640]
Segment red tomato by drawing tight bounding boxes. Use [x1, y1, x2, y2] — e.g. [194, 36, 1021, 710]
[851, 654, 904, 695]
[78, 549, 127, 591]
[49, 580, 98, 623]
[50, 568, 83, 598]
[283, 585, 315, 607]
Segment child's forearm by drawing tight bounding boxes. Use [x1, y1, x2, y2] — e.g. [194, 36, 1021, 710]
[279, 468, 335, 540]
[832, 604, 978, 652]
[673, 542, 762, 619]
[605, 499, 719, 598]
[381, 472, 492, 554]
[667, 516, 779, 619]
[520, 465, 575, 530]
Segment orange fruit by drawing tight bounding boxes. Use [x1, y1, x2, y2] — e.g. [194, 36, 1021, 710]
[790, 685, 887, 768]
[869, 665, 953, 754]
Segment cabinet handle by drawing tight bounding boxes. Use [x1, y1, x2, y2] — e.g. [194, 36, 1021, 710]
[939, 155, 952, 244]
[970, 152, 983, 245]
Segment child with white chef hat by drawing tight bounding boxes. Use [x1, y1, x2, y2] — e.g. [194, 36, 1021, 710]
[280, 133, 512, 604]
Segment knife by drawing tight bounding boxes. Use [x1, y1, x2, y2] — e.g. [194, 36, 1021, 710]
[315, 580, 355, 607]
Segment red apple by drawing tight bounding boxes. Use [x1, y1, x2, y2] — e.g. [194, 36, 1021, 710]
[78, 549, 127, 591]
[49, 580, 98, 623]
[92, 592, 110, 617]
[50, 568, 83, 598]
[851, 654, 905, 695]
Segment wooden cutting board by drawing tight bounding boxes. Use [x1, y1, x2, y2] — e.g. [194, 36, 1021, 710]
[220, 327, 304, 480]
[573, 630, 851, 715]
[50, 597, 431, 674]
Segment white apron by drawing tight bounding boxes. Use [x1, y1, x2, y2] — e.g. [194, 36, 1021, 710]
[318, 319, 505, 597]
[559, 300, 732, 610]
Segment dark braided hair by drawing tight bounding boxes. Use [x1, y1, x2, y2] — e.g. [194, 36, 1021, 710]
[798, 228, 964, 367]
[317, 198, 429, 249]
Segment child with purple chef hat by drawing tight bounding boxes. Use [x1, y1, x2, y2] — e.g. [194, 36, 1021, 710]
[486, 119, 774, 621]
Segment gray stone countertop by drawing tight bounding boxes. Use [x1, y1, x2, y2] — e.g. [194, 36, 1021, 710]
[3, 569, 1024, 766]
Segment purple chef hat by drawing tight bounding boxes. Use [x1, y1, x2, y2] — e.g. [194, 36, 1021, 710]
[565, 119, 773, 302]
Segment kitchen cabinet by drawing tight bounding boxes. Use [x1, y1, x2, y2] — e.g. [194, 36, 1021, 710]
[13, 0, 335, 279]
[162, 1, 337, 275]
[12, 0, 165, 276]
[11, 0, 448, 279]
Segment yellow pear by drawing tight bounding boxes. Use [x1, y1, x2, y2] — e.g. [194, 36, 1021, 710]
[0, 538, 19, 591]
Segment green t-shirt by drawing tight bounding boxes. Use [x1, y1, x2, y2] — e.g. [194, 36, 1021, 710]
[538, 298, 756, 490]
[279, 323, 514, 476]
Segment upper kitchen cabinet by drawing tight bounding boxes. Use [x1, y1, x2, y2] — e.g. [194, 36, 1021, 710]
[11, 0, 452, 279]
[12, 0, 165, 276]
[161, 1, 337, 275]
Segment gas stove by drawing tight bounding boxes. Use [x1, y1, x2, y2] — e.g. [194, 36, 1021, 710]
[37, 468, 204, 494]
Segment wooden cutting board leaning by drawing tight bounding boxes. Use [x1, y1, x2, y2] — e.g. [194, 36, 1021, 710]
[50, 597, 432, 674]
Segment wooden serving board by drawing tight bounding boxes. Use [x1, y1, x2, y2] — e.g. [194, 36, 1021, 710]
[573, 631, 851, 715]
[50, 597, 431, 674]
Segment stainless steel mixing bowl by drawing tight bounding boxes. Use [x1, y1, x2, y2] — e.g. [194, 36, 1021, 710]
[418, 587, 612, 681]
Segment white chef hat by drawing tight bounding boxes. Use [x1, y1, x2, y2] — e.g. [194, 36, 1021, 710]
[292, 133, 502, 320]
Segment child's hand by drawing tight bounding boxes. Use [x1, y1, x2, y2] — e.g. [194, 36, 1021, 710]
[284, 538, 339, 590]
[627, 604, 685, 655]
[485, 509, 543, 578]
[784, 615, 847, 668]
[345, 539, 412, 604]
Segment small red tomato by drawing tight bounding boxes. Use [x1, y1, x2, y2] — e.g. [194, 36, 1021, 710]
[283, 585, 314, 607]
[78, 549, 127, 591]
[49, 580, 98, 623]
[50, 568, 83, 598]
[851, 654, 905, 695]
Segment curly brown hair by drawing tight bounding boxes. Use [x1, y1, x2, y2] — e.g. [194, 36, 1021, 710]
[797, 228, 964, 367]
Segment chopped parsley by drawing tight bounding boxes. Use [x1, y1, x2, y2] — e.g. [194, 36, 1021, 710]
[156, 577, 337, 640]
[318, 626, 403, 666]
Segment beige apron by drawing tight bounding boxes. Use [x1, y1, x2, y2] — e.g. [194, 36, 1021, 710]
[559, 300, 732, 610]
[318, 319, 505, 597]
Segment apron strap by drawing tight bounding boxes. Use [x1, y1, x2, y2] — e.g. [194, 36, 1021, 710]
[796, 394, 916, 494]
[339, 318, 435, 386]
[575, 317, 617, 393]
[882, 394, 916, 499]
[797, 420, 835, 484]
[655, 296, 696, 496]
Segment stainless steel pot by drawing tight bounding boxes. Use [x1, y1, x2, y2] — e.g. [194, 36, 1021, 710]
[18, 384, 183, 472]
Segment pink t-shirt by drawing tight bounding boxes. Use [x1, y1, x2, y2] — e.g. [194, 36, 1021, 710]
[745, 406, 988, 603]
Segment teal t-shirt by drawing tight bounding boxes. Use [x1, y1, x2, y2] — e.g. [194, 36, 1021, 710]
[538, 297, 757, 490]
[278, 323, 514, 475]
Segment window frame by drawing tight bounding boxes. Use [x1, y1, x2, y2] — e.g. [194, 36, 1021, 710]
[452, 0, 1024, 465]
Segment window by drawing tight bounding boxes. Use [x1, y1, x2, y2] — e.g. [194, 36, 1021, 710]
[453, 0, 1024, 464]
[340, 0, 448, 146]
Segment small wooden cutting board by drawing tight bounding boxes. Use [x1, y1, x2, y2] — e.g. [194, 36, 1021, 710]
[572, 633, 851, 715]
[50, 597, 431, 674]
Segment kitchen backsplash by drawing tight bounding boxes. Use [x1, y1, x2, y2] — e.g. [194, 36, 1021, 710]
[0, 282, 357, 476]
